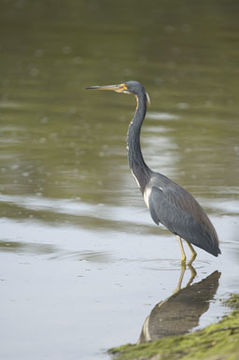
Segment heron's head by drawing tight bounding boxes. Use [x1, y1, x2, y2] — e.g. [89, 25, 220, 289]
[86, 80, 150, 103]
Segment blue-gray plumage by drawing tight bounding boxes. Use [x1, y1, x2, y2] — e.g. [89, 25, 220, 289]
[147, 174, 220, 256]
[86, 80, 221, 263]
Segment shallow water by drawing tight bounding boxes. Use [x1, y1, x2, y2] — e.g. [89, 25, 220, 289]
[0, 1, 239, 359]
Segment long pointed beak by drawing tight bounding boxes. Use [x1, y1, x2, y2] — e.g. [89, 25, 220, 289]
[85, 84, 121, 91]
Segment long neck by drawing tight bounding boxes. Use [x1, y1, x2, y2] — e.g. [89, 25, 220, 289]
[127, 92, 152, 192]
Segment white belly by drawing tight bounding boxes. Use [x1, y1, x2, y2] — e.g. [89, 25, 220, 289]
[143, 187, 152, 208]
[143, 186, 167, 230]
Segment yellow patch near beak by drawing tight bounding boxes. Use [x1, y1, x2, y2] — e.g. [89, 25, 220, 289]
[115, 83, 128, 93]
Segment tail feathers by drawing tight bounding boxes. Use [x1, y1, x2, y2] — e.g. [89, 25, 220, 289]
[186, 224, 221, 257]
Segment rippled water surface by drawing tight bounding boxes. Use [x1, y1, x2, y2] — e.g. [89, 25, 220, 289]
[1, 1, 239, 359]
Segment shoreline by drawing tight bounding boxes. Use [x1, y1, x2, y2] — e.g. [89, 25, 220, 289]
[109, 294, 239, 360]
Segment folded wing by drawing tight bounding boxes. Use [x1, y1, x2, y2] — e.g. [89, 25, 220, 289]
[147, 179, 220, 256]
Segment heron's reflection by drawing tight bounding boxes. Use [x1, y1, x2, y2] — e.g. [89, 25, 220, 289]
[174, 263, 197, 293]
[138, 268, 221, 343]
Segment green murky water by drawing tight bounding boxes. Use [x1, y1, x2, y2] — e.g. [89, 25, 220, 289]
[0, 1, 239, 359]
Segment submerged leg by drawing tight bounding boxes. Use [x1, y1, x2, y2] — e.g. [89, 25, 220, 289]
[174, 262, 186, 293]
[186, 241, 197, 265]
[174, 263, 197, 293]
[177, 236, 186, 264]
[186, 263, 197, 286]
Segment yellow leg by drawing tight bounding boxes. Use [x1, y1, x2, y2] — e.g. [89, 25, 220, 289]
[178, 236, 186, 264]
[186, 241, 197, 265]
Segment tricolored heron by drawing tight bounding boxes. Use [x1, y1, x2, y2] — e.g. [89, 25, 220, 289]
[86, 81, 221, 264]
